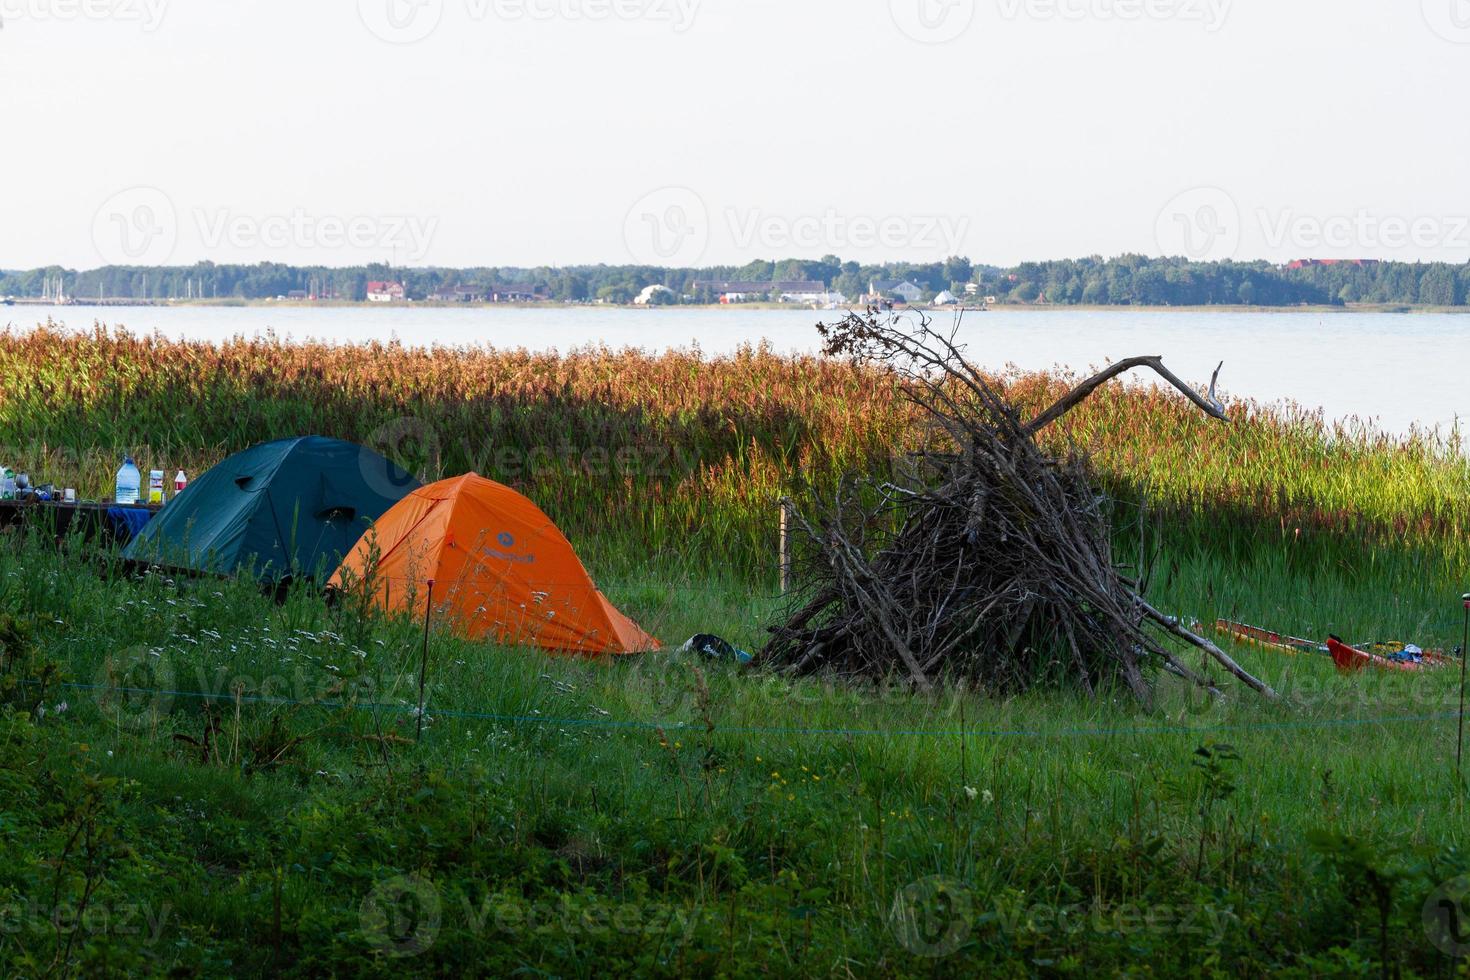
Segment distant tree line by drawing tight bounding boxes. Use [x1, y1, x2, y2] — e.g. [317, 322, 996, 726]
[4, 255, 1469, 307]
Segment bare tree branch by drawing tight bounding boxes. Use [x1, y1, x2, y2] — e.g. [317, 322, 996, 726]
[1025, 355, 1228, 434]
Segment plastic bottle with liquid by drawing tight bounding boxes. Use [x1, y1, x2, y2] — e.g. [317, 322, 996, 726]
[115, 456, 141, 505]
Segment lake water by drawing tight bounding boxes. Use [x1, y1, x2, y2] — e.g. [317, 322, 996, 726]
[8, 305, 1466, 440]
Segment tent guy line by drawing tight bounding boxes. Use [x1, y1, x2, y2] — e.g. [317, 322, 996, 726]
[65, 681, 1465, 740]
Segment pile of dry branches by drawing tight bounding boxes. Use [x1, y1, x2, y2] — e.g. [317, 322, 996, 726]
[761, 309, 1275, 703]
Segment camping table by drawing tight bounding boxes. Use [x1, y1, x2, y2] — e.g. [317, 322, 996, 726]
[0, 499, 163, 545]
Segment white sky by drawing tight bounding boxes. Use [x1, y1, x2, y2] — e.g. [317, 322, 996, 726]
[2, 0, 1468, 269]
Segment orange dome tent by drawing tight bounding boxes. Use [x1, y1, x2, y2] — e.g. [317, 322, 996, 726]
[329, 474, 657, 656]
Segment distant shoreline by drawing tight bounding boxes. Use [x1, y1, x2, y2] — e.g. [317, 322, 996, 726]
[8, 299, 1469, 315]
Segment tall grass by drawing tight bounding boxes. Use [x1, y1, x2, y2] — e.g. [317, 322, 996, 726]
[2, 323, 1466, 590]
[1, 526, 1467, 975]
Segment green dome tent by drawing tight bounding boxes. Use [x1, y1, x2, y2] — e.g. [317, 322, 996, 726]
[125, 436, 419, 581]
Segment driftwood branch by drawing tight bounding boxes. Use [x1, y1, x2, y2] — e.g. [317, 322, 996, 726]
[1136, 598, 1279, 700]
[1026, 356, 1227, 434]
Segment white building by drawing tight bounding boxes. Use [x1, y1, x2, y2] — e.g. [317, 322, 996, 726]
[780, 288, 847, 305]
[634, 284, 674, 305]
[366, 280, 406, 303]
[932, 290, 959, 305]
[869, 279, 924, 304]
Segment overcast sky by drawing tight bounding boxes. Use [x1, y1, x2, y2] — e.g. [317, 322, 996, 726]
[3, 0, 1468, 270]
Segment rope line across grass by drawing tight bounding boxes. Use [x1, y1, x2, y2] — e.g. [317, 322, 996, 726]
[58, 681, 1468, 740]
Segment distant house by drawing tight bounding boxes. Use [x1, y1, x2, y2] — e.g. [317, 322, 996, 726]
[868, 279, 923, 304]
[782, 289, 847, 307]
[692, 280, 826, 303]
[287, 289, 309, 300]
[488, 284, 545, 303]
[963, 283, 979, 296]
[366, 281, 406, 303]
[932, 290, 958, 305]
[428, 286, 487, 302]
[780, 286, 837, 304]
[1285, 259, 1381, 271]
[634, 284, 675, 305]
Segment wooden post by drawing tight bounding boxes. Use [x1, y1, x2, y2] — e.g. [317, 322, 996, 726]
[1458, 594, 1469, 775]
[416, 579, 434, 743]
[779, 500, 791, 595]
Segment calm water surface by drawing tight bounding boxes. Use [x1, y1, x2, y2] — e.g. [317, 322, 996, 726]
[10, 306, 1466, 440]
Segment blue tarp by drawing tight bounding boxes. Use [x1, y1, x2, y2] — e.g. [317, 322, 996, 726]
[106, 506, 155, 542]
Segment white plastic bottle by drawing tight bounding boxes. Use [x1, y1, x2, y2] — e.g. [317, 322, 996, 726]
[115, 456, 141, 505]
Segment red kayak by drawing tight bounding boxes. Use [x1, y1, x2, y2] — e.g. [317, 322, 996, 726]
[1327, 636, 1426, 674]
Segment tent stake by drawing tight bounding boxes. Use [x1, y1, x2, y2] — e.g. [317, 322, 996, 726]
[1458, 593, 1469, 776]
[417, 579, 435, 743]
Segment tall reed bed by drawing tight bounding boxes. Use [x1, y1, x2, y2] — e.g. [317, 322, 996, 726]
[2, 324, 1466, 584]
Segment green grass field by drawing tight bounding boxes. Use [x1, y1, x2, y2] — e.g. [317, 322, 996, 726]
[2, 328, 1469, 976]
